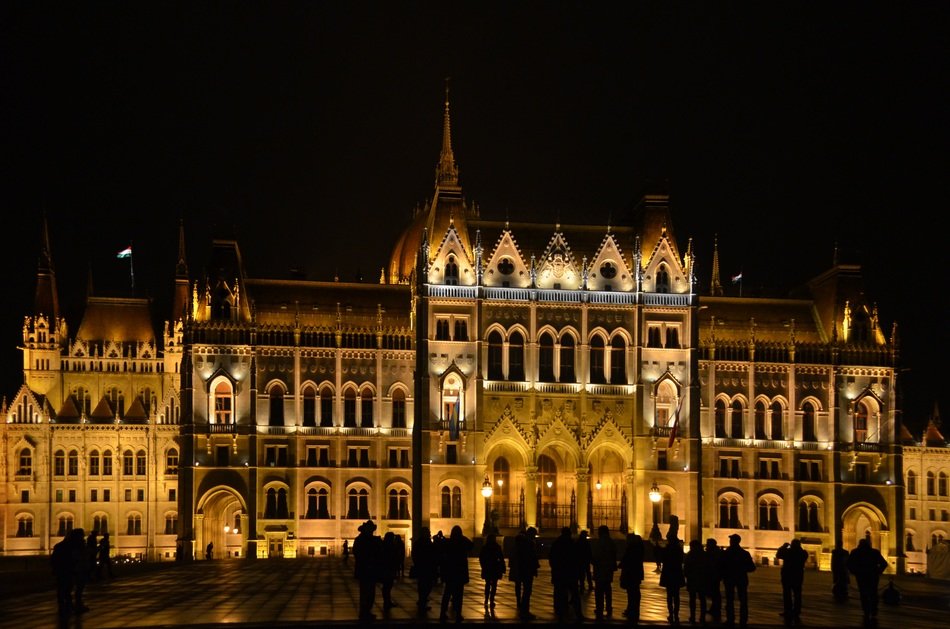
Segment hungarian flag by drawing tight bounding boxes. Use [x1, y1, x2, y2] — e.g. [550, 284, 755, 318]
[117, 246, 132, 259]
[731, 272, 743, 284]
[668, 394, 686, 449]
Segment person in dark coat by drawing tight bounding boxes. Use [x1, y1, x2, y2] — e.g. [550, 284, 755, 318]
[380, 531, 401, 611]
[51, 528, 85, 618]
[439, 525, 473, 623]
[847, 538, 888, 623]
[395, 534, 406, 578]
[830, 539, 850, 602]
[549, 527, 582, 621]
[705, 538, 723, 623]
[513, 527, 540, 620]
[661, 536, 686, 625]
[591, 525, 618, 620]
[478, 533, 506, 615]
[342, 539, 349, 563]
[776, 539, 809, 624]
[97, 531, 114, 579]
[619, 533, 645, 624]
[353, 519, 383, 621]
[683, 539, 709, 625]
[411, 527, 437, 614]
[85, 531, 99, 583]
[720, 533, 756, 629]
[577, 529, 594, 593]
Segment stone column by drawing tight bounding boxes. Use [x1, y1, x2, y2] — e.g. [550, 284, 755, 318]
[524, 467, 538, 528]
[575, 470, 590, 532]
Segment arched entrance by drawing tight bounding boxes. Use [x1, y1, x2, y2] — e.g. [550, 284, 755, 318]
[841, 502, 888, 551]
[196, 487, 247, 560]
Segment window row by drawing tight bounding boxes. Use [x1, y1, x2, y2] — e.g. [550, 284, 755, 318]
[486, 331, 628, 383]
[33, 512, 178, 537]
[717, 457, 822, 482]
[907, 470, 949, 497]
[261, 485, 466, 521]
[714, 400, 821, 442]
[716, 497, 824, 532]
[21, 448, 180, 478]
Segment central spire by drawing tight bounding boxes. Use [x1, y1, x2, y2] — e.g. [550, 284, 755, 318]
[436, 77, 459, 187]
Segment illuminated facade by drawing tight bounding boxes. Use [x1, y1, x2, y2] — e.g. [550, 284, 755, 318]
[4, 95, 942, 573]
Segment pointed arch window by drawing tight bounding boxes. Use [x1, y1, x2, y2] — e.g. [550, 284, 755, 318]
[360, 388, 374, 428]
[854, 401, 870, 442]
[730, 400, 744, 439]
[754, 402, 767, 440]
[610, 336, 626, 384]
[388, 488, 410, 519]
[802, 402, 817, 442]
[392, 389, 407, 428]
[493, 457, 510, 504]
[320, 388, 334, 427]
[719, 497, 740, 528]
[655, 266, 671, 293]
[165, 448, 179, 475]
[136, 450, 147, 476]
[123, 450, 135, 476]
[102, 450, 113, 476]
[343, 389, 357, 427]
[907, 470, 917, 495]
[487, 331, 503, 380]
[940, 472, 948, 497]
[348, 487, 369, 519]
[67, 450, 79, 476]
[54, 450, 65, 477]
[927, 471, 936, 496]
[508, 331, 525, 381]
[770, 401, 784, 440]
[214, 380, 233, 424]
[647, 326, 662, 348]
[302, 386, 316, 427]
[715, 400, 727, 438]
[444, 257, 459, 285]
[538, 333, 555, 382]
[538, 454, 558, 518]
[436, 319, 450, 340]
[590, 336, 606, 384]
[559, 335, 576, 383]
[665, 327, 679, 349]
[88, 450, 100, 477]
[269, 386, 285, 427]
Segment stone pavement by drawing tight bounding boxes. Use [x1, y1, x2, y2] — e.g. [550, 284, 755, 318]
[1, 557, 947, 629]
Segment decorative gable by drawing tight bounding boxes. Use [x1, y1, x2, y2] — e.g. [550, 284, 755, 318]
[484, 230, 530, 288]
[7, 385, 48, 424]
[587, 232, 635, 292]
[536, 232, 580, 290]
[642, 233, 688, 294]
[427, 223, 475, 286]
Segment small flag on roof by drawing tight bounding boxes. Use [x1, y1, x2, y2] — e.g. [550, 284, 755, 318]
[117, 246, 132, 259]
[731, 272, 743, 283]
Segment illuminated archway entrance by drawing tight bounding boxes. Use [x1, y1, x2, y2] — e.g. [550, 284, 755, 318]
[841, 502, 888, 552]
[196, 487, 247, 560]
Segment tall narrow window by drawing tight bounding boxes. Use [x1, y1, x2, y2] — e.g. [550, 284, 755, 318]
[277, 488, 289, 519]
[302, 387, 316, 427]
[648, 326, 662, 348]
[269, 387, 284, 427]
[610, 336, 626, 384]
[67, 450, 79, 476]
[102, 450, 113, 476]
[665, 327, 679, 349]
[392, 389, 406, 428]
[214, 381, 232, 424]
[493, 457, 510, 503]
[435, 319, 450, 340]
[590, 336, 606, 384]
[123, 451, 134, 476]
[343, 390, 357, 427]
[508, 332, 525, 381]
[655, 267, 670, 293]
[802, 402, 816, 442]
[441, 487, 452, 518]
[451, 487, 462, 518]
[754, 402, 767, 440]
[444, 257, 459, 285]
[715, 400, 727, 438]
[360, 389, 374, 428]
[136, 450, 147, 476]
[770, 401, 784, 440]
[559, 335, 576, 383]
[854, 401, 869, 442]
[320, 388, 334, 427]
[88, 450, 100, 477]
[487, 331, 503, 380]
[265, 488, 277, 518]
[907, 470, 917, 495]
[730, 400, 744, 439]
[538, 334, 555, 382]
[54, 451, 65, 476]
[453, 319, 468, 341]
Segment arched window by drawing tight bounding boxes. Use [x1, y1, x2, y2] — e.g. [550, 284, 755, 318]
[770, 401, 784, 440]
[590, 336, 606, 384]
[451, 487, 462, 518]
[493, 457, 511, 504]
[538, 333, 555, 382]
[57, 514, 74, 536]
[136, 450, 147, 476]
[940, 472, 949, 497]
[302, 386, 316, 427]
[127, 514, 142, 535]
[388, 488, 410, 519]
[277, 488, 289, 519]
[647, 326, 662, 348]
[719, 497, 740, 529]
[102, 450, 113, 476]
[88, 450, 100, 476]
[392, 389, 406, 428]
[610, 336, 626, 384]
[454, 319, 468, 341]
[661, 493, 673, 524]
[17, 448, 32, 476]
[907, 470, 917, 495]
[92, 515, 108, 535]
[348, 487, 370, 519]
[802, 402, 817, 442]
[165, 513, 178, 535]
[655, 266, 670, 293]
[269, 386, 285, 427]
[906, 531, 915, 552]
[559, 335, 576, 383]
[360, 388, 374, 428]
[538, 454, 558, 520]
[715, 400, 727, 438]
[798, 500, 821, 532]
[854, 401, 870, 442]
[435, 319, 450, 340]
[343, 389, 357, 427]
[508, 331, 525, 381]
[306, 487, 329, 519]
[54, 450, 66, 476]
[665, 327, 679, 349]
[730, 400, 744, 439]
[16, 514, 34, 537]
[487, 331, 503, 380]
[441, 486, 452, 518]
[265, 488, 277, 518]
[66, 450, 78, 476]
[754, 402, 767, 440]
[123, 450, 135, 476]
[214, 380, 232, 424]
[444, 257, 459, 285]
[927, 472, 936, 496]
[165, 448, 179, 475]
[758, 498, 781, 530]
[320, 388, 334, 427]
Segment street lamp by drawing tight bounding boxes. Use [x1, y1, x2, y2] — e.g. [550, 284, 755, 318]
[648, 481, 663, 571]
[481, 476, 495, 536]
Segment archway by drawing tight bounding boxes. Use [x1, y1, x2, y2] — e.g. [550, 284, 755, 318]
[196, 487, 246, 560]
[841, 502, 888, 551]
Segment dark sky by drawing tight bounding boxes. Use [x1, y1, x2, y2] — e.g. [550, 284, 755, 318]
[1, 3, 946, 433]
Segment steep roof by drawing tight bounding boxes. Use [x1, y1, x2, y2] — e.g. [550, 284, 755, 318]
[75, 297, 156, 343]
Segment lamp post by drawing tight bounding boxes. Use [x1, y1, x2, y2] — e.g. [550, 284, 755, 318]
[481, 476, 495, 536]
[648, 481, 662, 571]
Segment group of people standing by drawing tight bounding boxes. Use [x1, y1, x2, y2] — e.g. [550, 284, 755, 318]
[51, 529, 114, 619]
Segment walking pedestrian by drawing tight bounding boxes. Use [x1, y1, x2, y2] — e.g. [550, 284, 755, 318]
[776, 539, 809, 624]
[395, 534, 406, 578]
[342, 539, 349, 563]
[439, 525, 473, 623]
[85, 531, 99, 583]
[619, 533, 645, 624]
[831, 539, 850, 602]
[380, 531, 400, 611]
[478, 533, 506, 616]
[661, 536, 685, 625]
[71, 528, 90, 614]
[684, 539, 709, 625]
[353, 519, 382, 621]
[97, 531, 114, 579]
[577, 529, 594, 593]
[591, 525, 618, 620]
[513, 527, 539, 620]
[720, 533, 756, 629]
[206, 541, 213, 560]
[51, 528, 84, 618]
[412, 527, 437, 615]
[705, 539, 723, 623]
[847, 538, 888, 623]
[550, 527, 582, 621]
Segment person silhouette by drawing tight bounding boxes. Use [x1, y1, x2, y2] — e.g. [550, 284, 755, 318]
[478, 533, 506, 616]
[831, 539, 850, 602]
[577, 530, 594, 593]
[342, 539, 349, 563]
[412, 527, 437, 615]
[720, 533, 756, 628]
[353, 520, 382, 621]
[206, 541, 213, 560]
[439, 525, 473, 623]
[705, 538, 723, 623]
[380, 531, 400, 611]
[97, 531, 114, 579]
[550, 527, 581, 621]
[591, 525, 617, 620]
[661, 536, 685, 625]
[776, 539, 809, 624]
[513, 527, 540, 620]
[684, 539, 709, 625]
[619, 533, 645, 624]
[847, 538, 888, 623]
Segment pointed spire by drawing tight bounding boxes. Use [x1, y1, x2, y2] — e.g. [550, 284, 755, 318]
[435, 78, 459, 187]
[710, 234, 723, 296]
[172, 220, 191, 322]
[176, 219, 188, 278]
[33, 214, 59, 321]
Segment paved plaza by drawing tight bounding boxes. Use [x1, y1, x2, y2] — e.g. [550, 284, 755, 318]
[1, 556, 947, 629]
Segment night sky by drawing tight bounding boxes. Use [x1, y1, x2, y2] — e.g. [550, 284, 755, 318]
[1, 3, 946, 434]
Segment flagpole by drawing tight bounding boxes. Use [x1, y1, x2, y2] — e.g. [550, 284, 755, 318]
[129, 240, 135, 291]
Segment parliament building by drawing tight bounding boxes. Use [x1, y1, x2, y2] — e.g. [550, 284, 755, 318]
[3, 97, 947, 575]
